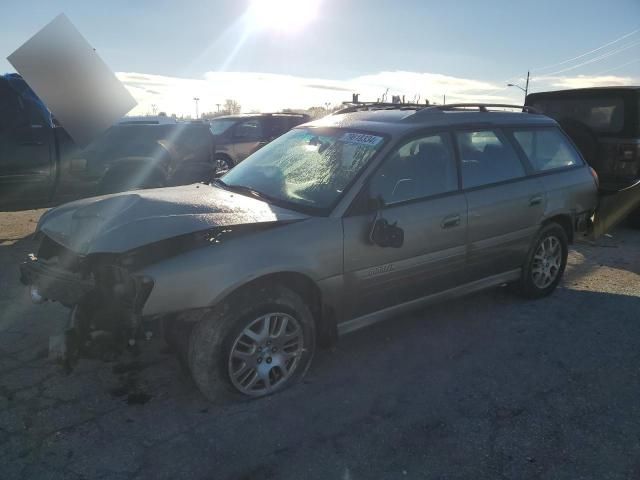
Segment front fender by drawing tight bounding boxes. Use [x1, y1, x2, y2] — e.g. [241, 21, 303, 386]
[137, 218, 343, 317]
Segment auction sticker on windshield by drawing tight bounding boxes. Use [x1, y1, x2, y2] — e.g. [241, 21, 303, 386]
[340, 132, 384, 147]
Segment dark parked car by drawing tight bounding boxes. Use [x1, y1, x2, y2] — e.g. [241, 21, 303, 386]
[526, 87, 640, 230]
[23, 103, 603, 402]
[0, 74, 217, 208]
[210, 113, 310, 174]
[81, 121, 217, 195]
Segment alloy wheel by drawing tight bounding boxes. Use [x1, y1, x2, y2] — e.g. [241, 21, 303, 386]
[228, 313, 304, 396]
[214, 158, 231, 176]
[531, 235, 562, 289]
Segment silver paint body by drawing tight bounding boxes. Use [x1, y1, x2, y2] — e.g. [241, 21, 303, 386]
[36, 109, 599, 331]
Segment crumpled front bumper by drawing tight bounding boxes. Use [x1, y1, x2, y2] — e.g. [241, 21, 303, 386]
[20, 254, 95, 306]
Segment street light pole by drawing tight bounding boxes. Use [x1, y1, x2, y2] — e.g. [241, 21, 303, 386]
[507, 71, 530, 104]
[193, 97, 200, 119]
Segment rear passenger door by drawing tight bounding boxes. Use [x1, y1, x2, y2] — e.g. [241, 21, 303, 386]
[457, 129, 545, 282]
[231, 118, 265, 161]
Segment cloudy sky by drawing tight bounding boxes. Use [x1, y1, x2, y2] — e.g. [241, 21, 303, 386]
[2, 0, 639, 116]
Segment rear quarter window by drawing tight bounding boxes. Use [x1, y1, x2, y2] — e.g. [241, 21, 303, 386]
[511, 128, 583, 172]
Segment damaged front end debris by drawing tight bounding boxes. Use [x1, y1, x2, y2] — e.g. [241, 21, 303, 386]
[20, 233, 155, 369]
[19, 222, 263, 370]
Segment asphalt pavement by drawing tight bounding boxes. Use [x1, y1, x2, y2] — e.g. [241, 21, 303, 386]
[1, 211, 639, 480]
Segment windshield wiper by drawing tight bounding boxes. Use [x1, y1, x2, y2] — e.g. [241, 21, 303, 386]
[223, 184, 278, 203]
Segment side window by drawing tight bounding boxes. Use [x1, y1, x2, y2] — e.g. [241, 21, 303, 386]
[456, 129, 525, 188]
[234, 118, 263, 140]
[265, 117, 289, 138]
[370, 133, 458, 205]
[512, 128, 583, 172]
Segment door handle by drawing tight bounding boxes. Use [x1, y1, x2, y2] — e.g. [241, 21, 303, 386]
[529, 194, 543, 206]
[441, 214, 461, 229]
[20, 141, 44, 146]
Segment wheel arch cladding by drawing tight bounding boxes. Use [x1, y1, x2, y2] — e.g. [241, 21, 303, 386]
[543, 214, 573, 244]
[223, 271, 336, 348]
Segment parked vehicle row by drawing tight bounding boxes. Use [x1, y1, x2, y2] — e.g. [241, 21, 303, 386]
[21, 103, 601, 401]
[210, 112, 310, 174]
[0, 74, 308, 209]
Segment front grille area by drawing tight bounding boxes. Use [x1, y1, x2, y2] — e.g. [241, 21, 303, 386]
[38, 235, 85, 273]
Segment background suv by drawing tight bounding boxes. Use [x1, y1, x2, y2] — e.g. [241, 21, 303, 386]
[210, 112, 310, 174]
[22, 103, 598, 402]
[527, 87, 640, 229]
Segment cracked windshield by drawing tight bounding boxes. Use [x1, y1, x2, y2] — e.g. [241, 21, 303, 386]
[1, 0, 640, 479]
[223, 129, 385, 210]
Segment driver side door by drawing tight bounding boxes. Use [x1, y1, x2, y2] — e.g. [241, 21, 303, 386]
[342, 131, 468, 321]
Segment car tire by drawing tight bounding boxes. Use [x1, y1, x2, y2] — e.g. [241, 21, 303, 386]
[515, 223, 568, 299]
[188, 284, 316, 403]
[213, 155, 233, 177]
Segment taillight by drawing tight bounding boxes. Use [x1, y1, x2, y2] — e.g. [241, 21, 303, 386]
[589, 166, 599, 188]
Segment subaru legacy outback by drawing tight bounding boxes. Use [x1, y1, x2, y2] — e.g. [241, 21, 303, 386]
[21, 103, 598, 402]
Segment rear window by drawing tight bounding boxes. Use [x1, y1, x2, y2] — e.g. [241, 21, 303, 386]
[511, 128, 583, 172]
[530, 96, 625, 134]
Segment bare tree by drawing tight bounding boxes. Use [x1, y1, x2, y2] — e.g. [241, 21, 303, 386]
[223, 99, 241, 115]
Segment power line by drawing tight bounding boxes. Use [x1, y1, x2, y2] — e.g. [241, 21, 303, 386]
[592, 57, 640, 76]
[438, 28, 640, 103]
[540, 38, 640, 77]
[531, 27, 640, 73]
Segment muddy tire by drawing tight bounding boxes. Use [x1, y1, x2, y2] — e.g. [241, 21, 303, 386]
[514, 223, 568, 299]
[188, 285, 316, 403]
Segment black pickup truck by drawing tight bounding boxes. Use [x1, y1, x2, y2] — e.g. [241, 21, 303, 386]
[0, 74, 217, 209]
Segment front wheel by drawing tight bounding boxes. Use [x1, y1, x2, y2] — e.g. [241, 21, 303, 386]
[188, 285, 316, 403]
[515, 223, 568, 299]
[213, 156, 233, 177]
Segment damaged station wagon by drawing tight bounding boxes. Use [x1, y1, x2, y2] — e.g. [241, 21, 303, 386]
[21, 103, 599, 402]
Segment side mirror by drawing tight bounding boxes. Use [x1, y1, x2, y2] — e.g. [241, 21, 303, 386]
[369, 218, 404, 248]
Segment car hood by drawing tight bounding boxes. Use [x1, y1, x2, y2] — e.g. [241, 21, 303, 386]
[37, 184, 309, 255]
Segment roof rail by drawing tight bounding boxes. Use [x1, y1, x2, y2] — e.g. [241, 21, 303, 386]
[334, 102, 429, 114]
[425, 103, 541, 114]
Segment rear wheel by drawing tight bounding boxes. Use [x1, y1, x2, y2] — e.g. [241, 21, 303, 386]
[213, 155, 233, 177]
[188, 285, 315, 403]
[515, 223, 568, 299]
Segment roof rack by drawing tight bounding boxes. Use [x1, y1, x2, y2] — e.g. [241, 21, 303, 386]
[334, 102, 429, 114]
[333, 102, 541, 116]
[425, 103, 541, 114]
